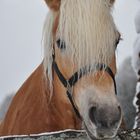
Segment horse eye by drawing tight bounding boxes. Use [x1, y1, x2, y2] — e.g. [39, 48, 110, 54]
[115, 38, 120, 47]
[115, 37, 122, 48]
[56, 39, 66, 50]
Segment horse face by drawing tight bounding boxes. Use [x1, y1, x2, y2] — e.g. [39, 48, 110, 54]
[44, 0, 122, 139]
[73, 68, 122, 139]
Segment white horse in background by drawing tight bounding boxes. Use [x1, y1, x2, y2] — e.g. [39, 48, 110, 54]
[132, 9, 140, 128]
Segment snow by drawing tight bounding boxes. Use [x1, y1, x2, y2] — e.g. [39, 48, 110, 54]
[132, 9, 140, 76]
[132, 35, 140, 75]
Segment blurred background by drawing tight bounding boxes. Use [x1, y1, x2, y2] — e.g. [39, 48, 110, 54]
[0, 0, 140, 106]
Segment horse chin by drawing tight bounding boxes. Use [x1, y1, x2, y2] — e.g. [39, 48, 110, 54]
[83, 123, 97, 140]
[83, 122, 117, 140]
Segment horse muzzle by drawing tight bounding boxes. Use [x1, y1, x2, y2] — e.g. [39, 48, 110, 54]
[84, 105, 122, 139]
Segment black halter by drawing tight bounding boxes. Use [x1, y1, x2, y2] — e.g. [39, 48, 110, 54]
[52, 53, 117, 119]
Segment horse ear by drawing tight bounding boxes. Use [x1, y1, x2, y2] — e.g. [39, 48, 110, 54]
[44, 0, 61, 11]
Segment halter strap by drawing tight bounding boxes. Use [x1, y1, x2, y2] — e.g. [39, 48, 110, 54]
[52, 59, 117, 119]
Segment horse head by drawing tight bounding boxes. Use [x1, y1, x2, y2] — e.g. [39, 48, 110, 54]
[44, 0, 122, 139]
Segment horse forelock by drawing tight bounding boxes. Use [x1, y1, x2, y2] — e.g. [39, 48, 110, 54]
[43, 0, 118, 94]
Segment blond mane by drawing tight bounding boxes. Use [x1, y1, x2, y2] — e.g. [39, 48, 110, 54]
[43, 0, 118, 89]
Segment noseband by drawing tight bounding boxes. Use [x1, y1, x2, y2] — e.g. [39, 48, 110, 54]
[52, 52, 117, 119]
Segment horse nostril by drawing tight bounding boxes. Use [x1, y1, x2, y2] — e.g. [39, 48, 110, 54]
[118, 106, 121, 113]
[89, 106, 108, 128]
[138, 70, 140, 76]
[89, 106, 97, 124]
[89, 106, 122, 129]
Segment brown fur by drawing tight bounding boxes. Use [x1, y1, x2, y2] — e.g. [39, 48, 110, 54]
[0, 59, 124, 136]
[0, 0, 124, 137]
[0, 63, 81, 136]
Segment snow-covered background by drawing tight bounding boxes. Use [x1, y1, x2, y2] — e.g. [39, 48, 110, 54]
[0, 0, 140, 105]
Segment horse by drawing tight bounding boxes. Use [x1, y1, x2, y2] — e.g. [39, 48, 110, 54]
[0, 0, 123, 139]
[132, 42, 140, 128]
[132, 9, 140, 128]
